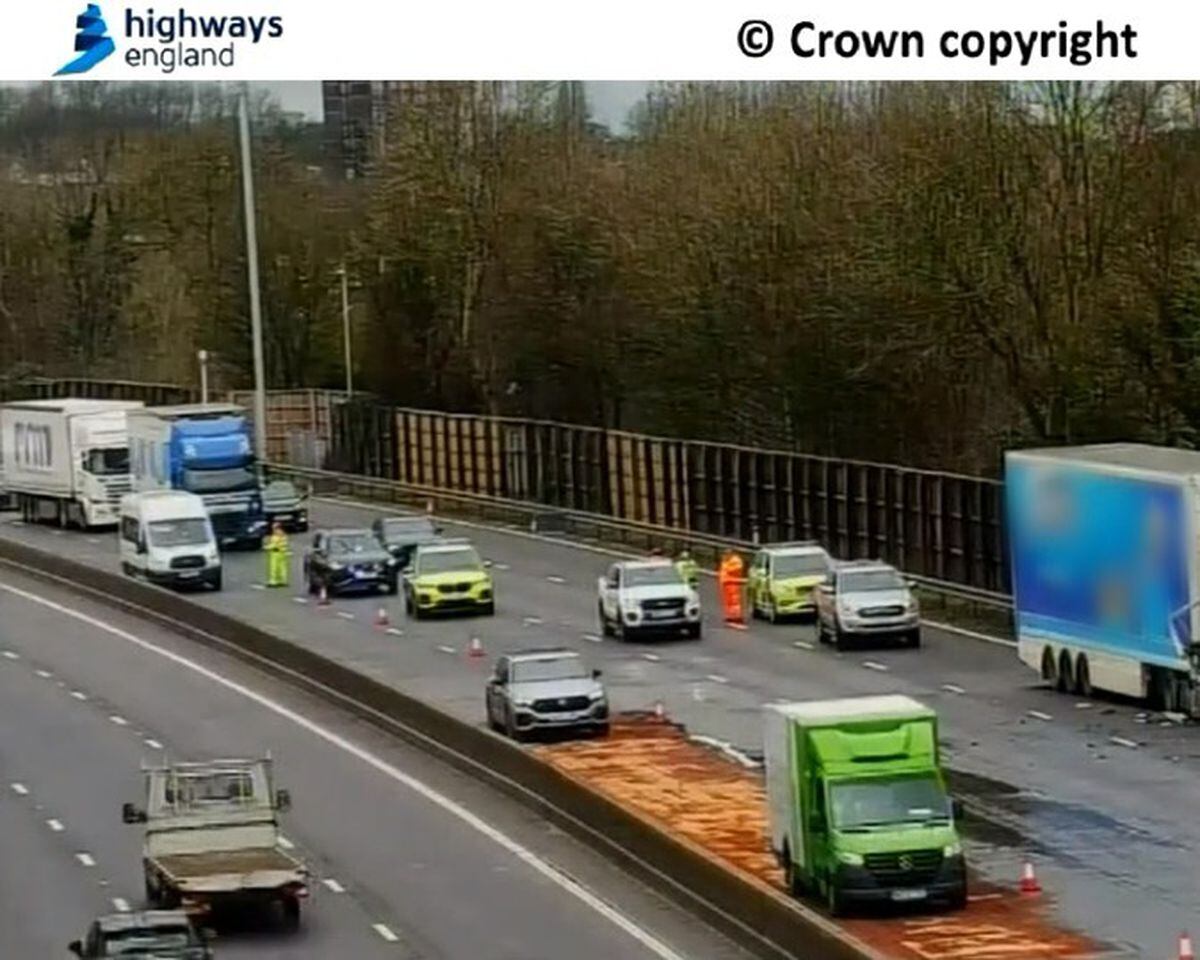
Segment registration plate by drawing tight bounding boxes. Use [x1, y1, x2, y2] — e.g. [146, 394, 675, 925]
[178, 571, 199, 579]
[891, 888, 927, 902]
[646, 610, 675, 620]
[353, 569, 369, 579]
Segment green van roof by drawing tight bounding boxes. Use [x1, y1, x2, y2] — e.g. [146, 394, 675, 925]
[765, 695, 933, 727]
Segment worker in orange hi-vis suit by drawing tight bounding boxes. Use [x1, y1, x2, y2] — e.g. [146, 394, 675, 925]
[718, 550, 747, 623]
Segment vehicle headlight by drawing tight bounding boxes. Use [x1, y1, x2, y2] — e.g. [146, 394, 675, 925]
[512, 698, 533, 708]
[687, 605, 700, 618]
[329, 562, 344, 571]
[838, 601, 855, 616]
[588, 690, 606, 701]
[906, 597, 919, 613]
[943, 840, 962, 857]
[837, 851, 864, 866]
[385, 557, 398, 567]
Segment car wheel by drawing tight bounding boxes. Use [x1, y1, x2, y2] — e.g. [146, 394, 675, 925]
[598, 602, 613, 637]
[281, 896, 301, 931]
[504, 707, 521, 741]
[386, 577, 399, 596]
[947, 879, 968, 911]
[121, 562, 134, 577]
[210, 571, 223, 592]
[482, 602, 496, 617]
[833, 626, 847, 651]
[825, 876, 845, 917]
[1056, 649, 1074, 694]
[687, 622, 702, 640]
[766, 599, 778, 624]
[907, 628, 921, 649]
[595, 723, 611, 738]
[783, 845, 804, 896]
[1041, 646, 1057, 686]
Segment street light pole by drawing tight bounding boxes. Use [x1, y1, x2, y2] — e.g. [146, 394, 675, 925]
[237, 87, 268, 458]
[338, 262, 353, 397]
[198, 349, 209, 404]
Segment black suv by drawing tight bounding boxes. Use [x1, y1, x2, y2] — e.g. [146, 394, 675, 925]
[69, 910, 212, 958]
[303, 528, 399, 597]
[371, 514, 442, 567]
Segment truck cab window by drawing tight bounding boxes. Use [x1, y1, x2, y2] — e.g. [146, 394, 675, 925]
[83, 447, 130, 476]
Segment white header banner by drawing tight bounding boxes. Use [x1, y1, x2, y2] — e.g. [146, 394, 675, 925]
[0, 1, 1187, 81]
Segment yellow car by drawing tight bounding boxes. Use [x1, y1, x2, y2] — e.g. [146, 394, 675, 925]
[746, 542, 832, 623]
[403, 539, 495, 619]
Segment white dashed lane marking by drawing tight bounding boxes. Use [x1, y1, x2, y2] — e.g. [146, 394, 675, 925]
[546, 575, 566, 585]
[70, 691, 88, 701]
[35, 669, 52, 679]
[1110, 736, 1139, 749]
[11, 783, 29, 796]
[705, 674, 729, 685]
[47, 819, 64, 832]
[941, 683, 965, 695]
[112, 898, 131, 912]
[792, 640, 815, 651]
[144, 738, 163, 750]
[436, 645, 456, 655]
[862, 661, 889, 673]
[278, 835, 296, 850]
[76, 853, 96, 868]
[385, 627, 404, 637]
[372, 923, 400, 943]
[110, 716, 129, 726]
[2, 650, 19, 660]
[641, 653, 661, 662]
[322, 878, 346, 893]
[337, 611, 355, 621]
[1027, 710, 1053, 722]
[582, 634, 603, 644]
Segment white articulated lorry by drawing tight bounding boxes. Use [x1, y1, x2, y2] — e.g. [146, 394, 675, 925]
[0, 398, 144, 529]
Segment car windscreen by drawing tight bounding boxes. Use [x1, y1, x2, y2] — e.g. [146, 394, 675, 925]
[512, 657, 587, 683]
[830, 774, 951, 829]
[105, 929, 194, 954]
[264, 480, 298, 499]
[382, 518, 436, 541]
[417, 548, 482, 574]
[839, 569, 904, 593]
[624, 565, 683, 587]
[772, 552, 829, 578]
[328, 534, 378, 555]
[84, 447, 130, 476]
[182, 466, 258, 493]
[147, 518, 210, 548]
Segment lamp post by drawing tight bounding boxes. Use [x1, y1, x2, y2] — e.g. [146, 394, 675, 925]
[198, 349, 209, 404]
[237, 86, 268, 457]
[335, 262, 353, 397]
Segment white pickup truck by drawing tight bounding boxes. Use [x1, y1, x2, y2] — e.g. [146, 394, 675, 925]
[122, 757, 309, 929]
[597, 558, 702, 640]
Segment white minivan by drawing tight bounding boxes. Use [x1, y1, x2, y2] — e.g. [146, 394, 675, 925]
[119, 491, 222, 591]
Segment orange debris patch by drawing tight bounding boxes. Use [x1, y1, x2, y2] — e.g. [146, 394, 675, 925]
[535, 715, 1107, 960]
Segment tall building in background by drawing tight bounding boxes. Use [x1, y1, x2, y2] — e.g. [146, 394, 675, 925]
[321, 81, 400, 180]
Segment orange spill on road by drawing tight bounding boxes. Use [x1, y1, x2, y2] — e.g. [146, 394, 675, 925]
[535, 715, 1102, 960]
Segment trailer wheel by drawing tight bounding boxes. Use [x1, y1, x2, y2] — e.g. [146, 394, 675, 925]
[1041, 647, 1058, 686]
[1074, 655, 1092, 698]
[782, 844, 804, 896]
[1056, 649, 1074, 694]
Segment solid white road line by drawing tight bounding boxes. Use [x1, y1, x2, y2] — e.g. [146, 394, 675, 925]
[0, 580, 688, 960]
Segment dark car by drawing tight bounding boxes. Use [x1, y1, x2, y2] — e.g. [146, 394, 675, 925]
[69, 910, 213, 958]
[303, 528, 399, 597]
[262, 479, 309, 532]
[371, 514, 442, 566]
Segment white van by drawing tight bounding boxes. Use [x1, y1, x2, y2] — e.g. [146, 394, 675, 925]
[119, 491, 222, 591]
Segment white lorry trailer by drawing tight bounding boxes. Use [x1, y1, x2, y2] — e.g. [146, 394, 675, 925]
[0, 398, 144, 528]
[121, 757, 308, 928]
[1007, 443, 1200, 715]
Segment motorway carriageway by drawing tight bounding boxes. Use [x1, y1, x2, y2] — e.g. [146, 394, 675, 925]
[0, 570, 754, 960]
[2, 499, 1197, 958]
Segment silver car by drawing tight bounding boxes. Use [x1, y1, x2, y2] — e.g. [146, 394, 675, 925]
[814, 560, 921, 649]
[486, 649, 609, 740]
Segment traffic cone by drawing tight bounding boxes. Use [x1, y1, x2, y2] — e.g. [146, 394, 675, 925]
[374, 606, 389, 629]
[654, 700, 665, 720]
[317, 585, 330, 607]
[467, 637, 484, 659]
[1018, 860, 1041, 895]
[1179, 932, 1195, 960]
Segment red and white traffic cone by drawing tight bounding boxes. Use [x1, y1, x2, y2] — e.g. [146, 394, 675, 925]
[1018, 860, 1042, 895]
[374, 606, 389, 629]
[317, 585, 330, 608]
[1178, 932, 1195, 960]
[467, 637, 484, 659]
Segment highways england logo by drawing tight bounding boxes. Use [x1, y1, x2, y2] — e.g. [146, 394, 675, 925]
[55, 2, 285, 75]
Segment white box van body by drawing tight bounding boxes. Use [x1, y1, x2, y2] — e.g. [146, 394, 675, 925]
[0, 398, 143, 528]
[119, 491, 222, 591]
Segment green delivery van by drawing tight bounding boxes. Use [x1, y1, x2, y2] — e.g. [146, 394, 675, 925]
[763, 695, 967, 915]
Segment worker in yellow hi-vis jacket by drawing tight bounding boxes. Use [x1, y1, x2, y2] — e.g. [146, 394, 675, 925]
[265, 522, 290, 588]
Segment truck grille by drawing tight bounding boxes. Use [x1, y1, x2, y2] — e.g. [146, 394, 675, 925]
[859, 604, 905, 618]
[438, 582, 472, 594]
[863, 849, 943, 884]
[102, 478, 131, 505]
[531, 696, 591, 712]
[641, 597, 684, 613]
[169, 555, 206, 570]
